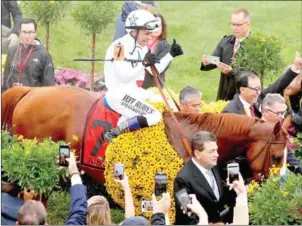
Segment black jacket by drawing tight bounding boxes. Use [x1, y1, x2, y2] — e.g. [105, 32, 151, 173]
[1, 1, 22, 36]
[174, 159, 226, 224]
[200, 35, 242, 101]
[142, 39, 171, 89]
[222, 67, 299, 115]
[2, 40, 55, 92]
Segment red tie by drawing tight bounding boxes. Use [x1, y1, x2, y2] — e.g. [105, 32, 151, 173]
[232, 39, 240, 57]
[249, 105, 255, 117]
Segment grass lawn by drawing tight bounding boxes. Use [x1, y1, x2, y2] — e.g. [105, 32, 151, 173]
[19, 1, 301, 224]
[22, 1, 301, 101]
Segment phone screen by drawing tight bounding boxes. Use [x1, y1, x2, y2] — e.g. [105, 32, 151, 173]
[176, 188, 191, 213]
[228, 164, 239, 184]
[154, 173, 167, 196]
[114, 163, 124, 180]
[141, 200, 153, 212]
[59, 145, 70, 166]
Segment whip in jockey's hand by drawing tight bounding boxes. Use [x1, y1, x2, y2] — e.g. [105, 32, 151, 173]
[143, 49, 157, 67]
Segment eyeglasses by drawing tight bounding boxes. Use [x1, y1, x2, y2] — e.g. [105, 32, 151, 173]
[20, 31, 36, 35]
[229, 22, 248, 27]
[266, 109, 287, 118]
[245, 86, 262, 93]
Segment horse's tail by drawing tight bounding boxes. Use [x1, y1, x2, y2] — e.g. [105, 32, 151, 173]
[1, 87, 33, 131]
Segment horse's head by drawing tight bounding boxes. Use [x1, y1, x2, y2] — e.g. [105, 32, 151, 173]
[284, 74, 302, 97]
[163, 112, 288, 180]
[246, 120, 288, 178]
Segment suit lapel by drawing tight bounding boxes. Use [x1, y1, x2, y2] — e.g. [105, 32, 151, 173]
[189, 160, 218, 200]
[225, 36, 236, 64]
[234, 95, 246, 115]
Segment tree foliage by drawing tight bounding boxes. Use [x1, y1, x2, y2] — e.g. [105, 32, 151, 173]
[232, 31, 285, 85]
[71, 1, 117, 35]
[20, 1, 70, 26]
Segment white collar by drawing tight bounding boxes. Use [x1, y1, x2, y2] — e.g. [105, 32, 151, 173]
[192, 157, 211, 174]
[239, 95, 252, 109]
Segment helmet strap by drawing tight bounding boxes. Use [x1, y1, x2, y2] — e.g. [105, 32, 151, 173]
[130, 29, 140, 55]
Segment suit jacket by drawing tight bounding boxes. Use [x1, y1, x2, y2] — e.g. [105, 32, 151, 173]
[222, 68, 299, 115]
[287, 148, 302, 174]
[1, 193, 24, 225]
[66, 184, 88, 225]
[142, 39, 171, 89]
[200, 35, 242, 101]
[174, 159, 225, 224]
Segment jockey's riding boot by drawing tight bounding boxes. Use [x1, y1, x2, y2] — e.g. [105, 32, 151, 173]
[104, 116, 148, 142]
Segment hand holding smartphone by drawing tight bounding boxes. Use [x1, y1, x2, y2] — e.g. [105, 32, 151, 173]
[58, 145, 70, 167]
[175, 188, 192, 214]
[227, 163, 240, 185]
[154, 173, 167, 197]
[204, 55, 220, 65]
[114, 163, 125, 180]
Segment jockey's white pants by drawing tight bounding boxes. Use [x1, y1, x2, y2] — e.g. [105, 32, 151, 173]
[106, 89, 162, 127]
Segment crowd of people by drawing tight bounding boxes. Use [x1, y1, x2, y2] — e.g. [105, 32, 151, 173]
[1, 0, 302, 225]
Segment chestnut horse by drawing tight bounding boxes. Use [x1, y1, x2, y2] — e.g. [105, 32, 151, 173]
[2, 86, 287, 183]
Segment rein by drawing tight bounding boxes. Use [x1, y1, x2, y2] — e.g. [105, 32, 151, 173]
[150, 65, 192, 157]
[249, 125, 287, 173]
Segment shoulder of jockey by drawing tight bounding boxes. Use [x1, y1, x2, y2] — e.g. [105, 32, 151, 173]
[104, 9, 174, 96]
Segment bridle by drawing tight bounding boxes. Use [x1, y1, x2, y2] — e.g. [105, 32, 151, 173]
[249, 127, 288, 174]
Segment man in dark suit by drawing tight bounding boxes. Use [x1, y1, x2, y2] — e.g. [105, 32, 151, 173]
[174, 131, 230, 224]
[222, 53, 302, 116]
[200, 8, 251, 101]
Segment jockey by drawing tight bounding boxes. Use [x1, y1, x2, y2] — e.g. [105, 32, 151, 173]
[103, 9, 183, 142]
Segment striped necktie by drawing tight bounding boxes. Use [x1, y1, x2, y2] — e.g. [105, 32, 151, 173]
[232, 39, 240, 57]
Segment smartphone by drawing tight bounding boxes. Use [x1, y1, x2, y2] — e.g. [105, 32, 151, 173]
[154, 173, 167, 197]
[141, 200, 153, 212]
[114, 163, 124, 180]
[205, 55, 220, 65]
[59, 145, 70, 166]
[175, 188, 192, 214]
[227, 163, 240, 185]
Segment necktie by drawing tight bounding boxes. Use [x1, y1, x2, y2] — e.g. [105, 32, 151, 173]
[207, 169, 219, 200]
[249, 105, 255, 117]
[232, 39, 240, 57]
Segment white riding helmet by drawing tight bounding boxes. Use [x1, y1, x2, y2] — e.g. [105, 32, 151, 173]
[125, 9, 160, 33]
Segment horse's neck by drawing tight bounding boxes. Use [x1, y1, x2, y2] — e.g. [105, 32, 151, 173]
[163, 112, 251, 162]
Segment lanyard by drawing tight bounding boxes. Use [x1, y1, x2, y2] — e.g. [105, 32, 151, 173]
[18, 44, 34, 73]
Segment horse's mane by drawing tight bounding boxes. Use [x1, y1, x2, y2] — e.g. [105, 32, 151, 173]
[172, 112, 262, 136]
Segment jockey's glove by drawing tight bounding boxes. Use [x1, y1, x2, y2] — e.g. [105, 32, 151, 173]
[169, 38, 184, 58]
[143, 50, 157, 67]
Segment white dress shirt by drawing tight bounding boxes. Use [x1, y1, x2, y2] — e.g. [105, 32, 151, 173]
[192, 158, 220, 200]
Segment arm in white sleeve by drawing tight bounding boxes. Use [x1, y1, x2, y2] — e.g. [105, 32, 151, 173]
[104, 44, 145, 84]
[146, 52, 174, 74]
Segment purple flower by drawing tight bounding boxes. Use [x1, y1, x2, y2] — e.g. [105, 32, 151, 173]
[55, 69, 91, 88]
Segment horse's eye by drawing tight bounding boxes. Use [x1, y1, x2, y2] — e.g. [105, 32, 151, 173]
[272, 156, 281, 162]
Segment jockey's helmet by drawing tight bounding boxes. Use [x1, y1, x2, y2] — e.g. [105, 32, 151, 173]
[125, 9, 160, 33]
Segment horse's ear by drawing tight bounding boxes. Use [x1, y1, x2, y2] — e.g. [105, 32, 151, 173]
[273, 121, 282, 136]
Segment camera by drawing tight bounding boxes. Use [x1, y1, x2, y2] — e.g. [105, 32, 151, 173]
[175, 188, 192, 214]
[114, 163, 124, 180]
[154, 173, 167, 197]
[141, 200, 153, 212]
[58, 145, 70, 167]
[227, 162, 240, 185]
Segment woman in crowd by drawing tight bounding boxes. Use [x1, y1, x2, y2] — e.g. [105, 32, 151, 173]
[142, 13, 171, 89]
